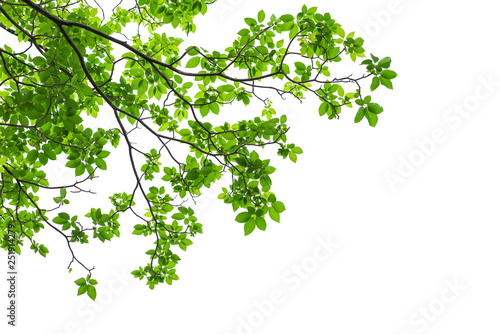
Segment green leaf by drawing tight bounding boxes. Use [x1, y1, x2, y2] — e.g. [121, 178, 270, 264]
[210, 102, 220, 114]
[319, 102, 329, 116]
[138, 79, 148, 95]
[256, 217, 267, 231]
[367, 103, 384, 114]
[265, 166, 276, 174]
[289, 24, 299, 40]
[53, 217, 67, 224]
[244, 219, 256, 236]
[178, 129, 192, 137]
[78, 84, 93, 97]
[365, 111, 378, 127]
[41, 145, 54, 160]
[307, 7, 318, 14]
[378, 57, 392, 68]
[200, 105, 210, 117]
[66, 159, 81, 168]
[280, 14, 295, 22]
[185, 169, 199, 180]
[370, 77, 380, 91]
[380, 77, 393, 89]
[238, 28, 250, 36]
[219, 84, 234, 92]
[289, 151, 297, 163]
[130, 68, 144, 77]
[26, 150, 38, 163]
[97, 151, 110, 158]
[182, 239, 193, 246]
[95, 158, 107, 170]
[269, 207, 280, 222]
[244, 17, 257, 26]
[295, 62, 306, 71]
[354, 37, 364, 47]
[235, 212, 251, 223]
[172, 213, 185, 220]
[380, 70, 397, 79]
[77, 284, 88, 296]
[58, 212, 70, 220]
[32, 56, 45, 66]
[354, 107, 365, 123]
[74, 278, 86, 286]
[272, 201, 286, 213]
[87, 285, 97, 301]
[157, 83, 168, 94]
[234, 158, 247, 166]
[258, 10, 265, 23]
[186, 57, 200, 68]
[75, 163, 86, 176]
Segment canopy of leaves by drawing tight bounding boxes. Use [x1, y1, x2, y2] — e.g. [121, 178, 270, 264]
[0, 0, 396, 299]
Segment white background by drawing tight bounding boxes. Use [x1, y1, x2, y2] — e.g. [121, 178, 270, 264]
[2, 0, 500, 333]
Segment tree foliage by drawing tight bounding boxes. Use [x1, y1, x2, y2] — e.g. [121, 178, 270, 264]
[0, 0, 396, 299]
